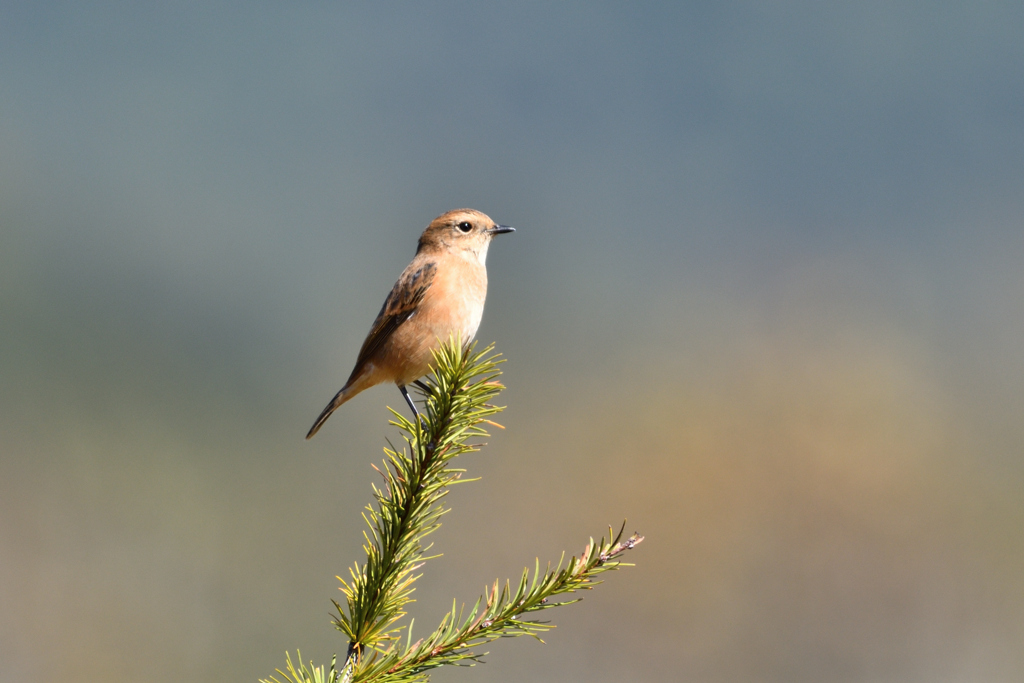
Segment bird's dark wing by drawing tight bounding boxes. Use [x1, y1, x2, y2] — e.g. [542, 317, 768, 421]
[344, 261, 437, 386]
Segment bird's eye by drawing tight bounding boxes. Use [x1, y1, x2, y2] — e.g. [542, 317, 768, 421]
[457, 221, 473, 233]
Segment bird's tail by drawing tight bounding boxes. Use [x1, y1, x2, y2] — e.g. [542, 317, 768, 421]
[305, 385, 354, 439]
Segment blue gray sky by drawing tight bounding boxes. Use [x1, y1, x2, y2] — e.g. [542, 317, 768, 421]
[2, 3, 1023, 682]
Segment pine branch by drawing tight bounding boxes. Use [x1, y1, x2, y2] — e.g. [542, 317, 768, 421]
[263, 340, 642, 683]
[351, 525, 643, 683]
[332, 341, 505, 662]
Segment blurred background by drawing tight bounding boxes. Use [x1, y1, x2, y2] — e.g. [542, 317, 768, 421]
[2, 3, 1023, 682]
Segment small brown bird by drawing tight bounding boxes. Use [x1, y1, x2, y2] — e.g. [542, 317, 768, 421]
[306, 208, 514, 439]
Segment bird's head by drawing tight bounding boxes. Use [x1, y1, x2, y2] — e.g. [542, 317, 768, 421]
[417, 208, 514, 263]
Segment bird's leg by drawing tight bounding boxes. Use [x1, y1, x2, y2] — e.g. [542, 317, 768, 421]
[413, 379, 430, 393]
[399, 385, 422, 422]
[399, 384, 435, 453]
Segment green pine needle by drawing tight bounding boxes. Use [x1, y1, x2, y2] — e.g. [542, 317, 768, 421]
[262, 340, 643, 683]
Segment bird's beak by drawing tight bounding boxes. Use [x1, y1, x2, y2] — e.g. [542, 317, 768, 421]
[488, 225, 515, 235]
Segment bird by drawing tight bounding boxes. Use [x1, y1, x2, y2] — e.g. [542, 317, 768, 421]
[306, 208, 514, 439]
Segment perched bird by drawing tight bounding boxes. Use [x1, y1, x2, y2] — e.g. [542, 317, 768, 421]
[306, 208, 514, 439]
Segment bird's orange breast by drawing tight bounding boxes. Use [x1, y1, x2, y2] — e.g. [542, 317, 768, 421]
[380, 253, 488, 386]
